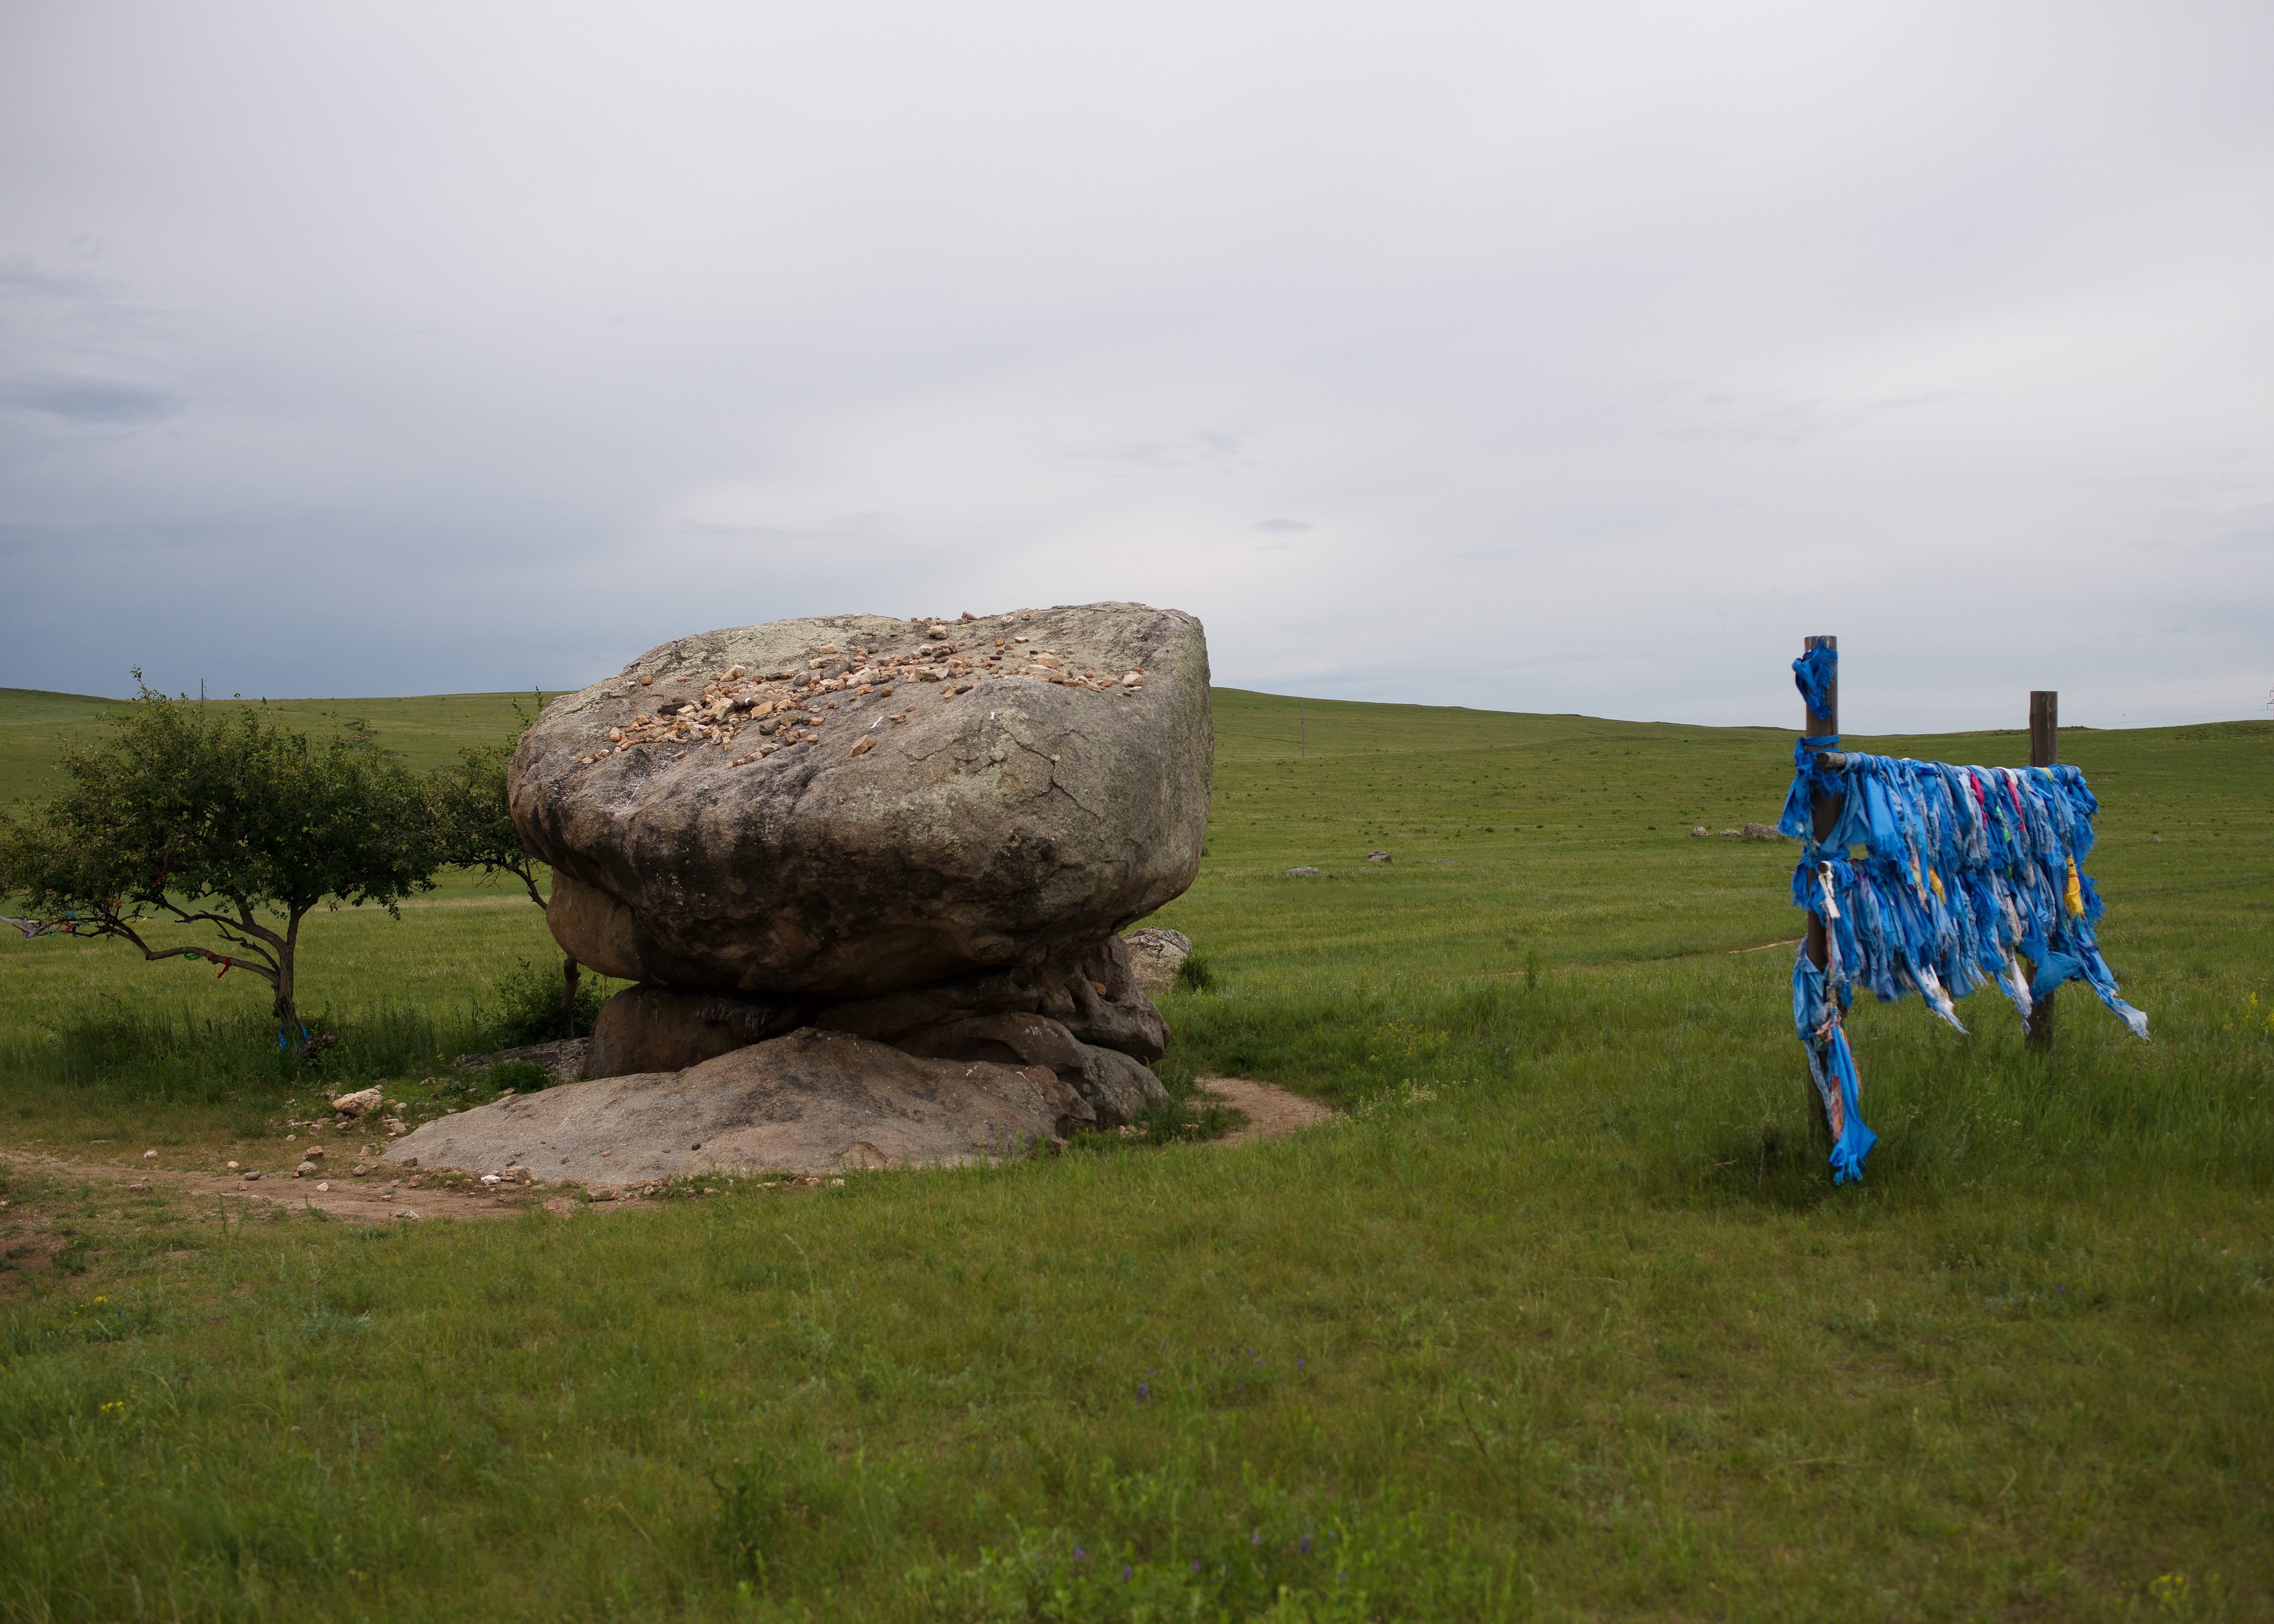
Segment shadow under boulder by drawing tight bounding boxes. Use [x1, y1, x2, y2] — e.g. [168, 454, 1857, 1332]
[583, 986, 808, 1078]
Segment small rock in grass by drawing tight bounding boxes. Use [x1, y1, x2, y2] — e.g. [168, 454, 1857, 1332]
[242, 1171, 262, 1181]
[143, 1149, 159, 1160]
[1119, 927, 1193, 996]
[1366, 850, 1391, 863]
[315, 1181, 330, 1192]
[1287, 866, 1321, 877]
[329, 1087, 385, 1118]
[1690, 826, 1710, 837]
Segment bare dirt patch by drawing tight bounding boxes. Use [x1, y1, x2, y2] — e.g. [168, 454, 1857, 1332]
[0, 1150, 592, 1227]
[1190, 1076, 1339, 1144]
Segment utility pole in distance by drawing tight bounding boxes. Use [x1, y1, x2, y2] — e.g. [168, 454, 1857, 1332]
[2026, 690, 2057, 1052]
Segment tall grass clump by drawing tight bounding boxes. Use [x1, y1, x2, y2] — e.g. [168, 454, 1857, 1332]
[0, 996, 490, 1103]
[473, 955, 607, 1047]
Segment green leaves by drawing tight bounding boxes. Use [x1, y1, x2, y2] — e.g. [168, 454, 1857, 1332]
[0, 684, 445, 1023]
[428, 696, 547, 909]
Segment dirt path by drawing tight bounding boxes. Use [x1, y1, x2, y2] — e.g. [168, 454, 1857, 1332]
[1192, 1076, 1340, 1144]
[2, 1150, 579, 1222]
[1, 1076, 1337, 1292]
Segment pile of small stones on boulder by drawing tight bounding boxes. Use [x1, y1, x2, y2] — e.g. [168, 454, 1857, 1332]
[563, 610, 1151, 772]
[392, 600, 1214, 1188]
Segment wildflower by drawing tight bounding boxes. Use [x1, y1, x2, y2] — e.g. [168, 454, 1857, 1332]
[1073, 1547, 1086, 1562]
[1135, 1382, 1149, 1403]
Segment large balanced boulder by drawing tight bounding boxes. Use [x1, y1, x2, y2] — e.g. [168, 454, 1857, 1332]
[387, 1028, 1095, 1182]
[514, 602, 1211, 1001]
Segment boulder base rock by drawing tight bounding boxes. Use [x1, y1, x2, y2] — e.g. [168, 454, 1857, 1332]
[812, 937, 1168, 1064]
[584, 986, 808, 1078]
[512, 602, 1212, 1000]
[385, 1028, 1091, 1181]
[455, 1038, 590, 1083]
[1119, 927, 1193, 997]
[881, 1010, 1164, 1126]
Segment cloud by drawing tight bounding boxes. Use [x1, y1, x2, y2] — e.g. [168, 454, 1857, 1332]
[5, 373, 185, 424]
[0, 1, 2268, 731]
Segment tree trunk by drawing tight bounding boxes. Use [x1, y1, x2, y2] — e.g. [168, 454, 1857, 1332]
[273, 911, 304, 1035]
[560, 954, 583, 1040]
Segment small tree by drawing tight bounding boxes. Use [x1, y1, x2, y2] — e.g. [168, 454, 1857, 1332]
[429, 698, 587, 1039]
[0, 680, 440, 1037]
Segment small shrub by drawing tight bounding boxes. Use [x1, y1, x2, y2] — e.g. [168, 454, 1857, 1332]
[483, 1059, 555, 1093]
[1174, 951, 1218, 994]
[480, 958, 604, 1047]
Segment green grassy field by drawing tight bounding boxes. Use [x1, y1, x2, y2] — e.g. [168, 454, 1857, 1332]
[2, 686, 2269, 1621]
[0, 687, 546, 807]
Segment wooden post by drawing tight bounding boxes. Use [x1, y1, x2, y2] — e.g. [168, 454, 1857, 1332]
[2025, 690, 2057, 1052]
[1801, 635, 1841, 1155]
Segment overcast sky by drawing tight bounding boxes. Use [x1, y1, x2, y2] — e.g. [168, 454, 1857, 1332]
[4, 2, 2269, 733]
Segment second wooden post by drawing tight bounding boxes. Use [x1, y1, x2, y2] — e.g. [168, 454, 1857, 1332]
[2025, 690, 2058, 1052]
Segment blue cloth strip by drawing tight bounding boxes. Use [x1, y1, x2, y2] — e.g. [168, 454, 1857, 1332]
[1780, 745, 2147, 1183]
[1792, 646, 1837, 722]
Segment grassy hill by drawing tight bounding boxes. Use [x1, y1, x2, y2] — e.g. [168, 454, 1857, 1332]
[1, 684, 2269, 1618]
[0, 688, 548, 805]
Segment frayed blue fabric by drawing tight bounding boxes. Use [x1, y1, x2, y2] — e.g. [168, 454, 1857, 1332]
[1794, 945, 1875, 1184]
[1792, 646, 1837, 721]
[1782, 751, 2144, 1042]
[1780, 744, 2147, 1184]
[1778, 736, 1841, 838]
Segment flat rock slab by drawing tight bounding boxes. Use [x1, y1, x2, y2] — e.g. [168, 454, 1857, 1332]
[384, 1027, 1086, 1182]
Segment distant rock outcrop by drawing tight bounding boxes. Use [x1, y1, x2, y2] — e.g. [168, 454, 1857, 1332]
[1120, 927, 1193, 997]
